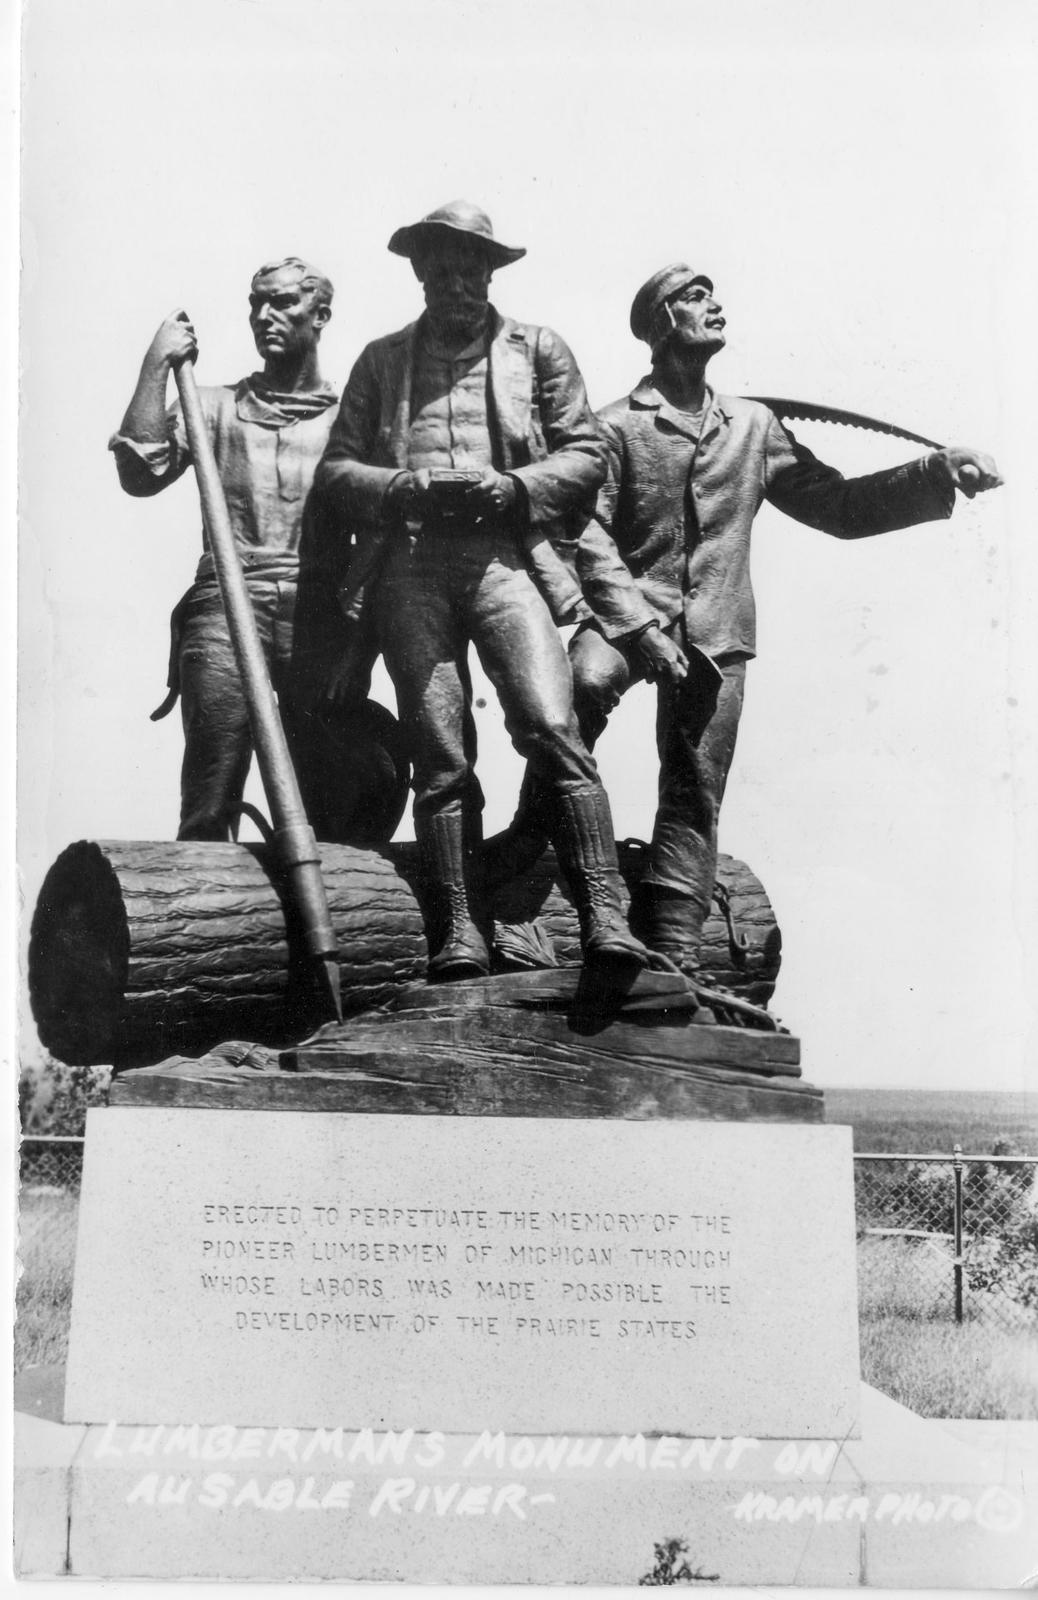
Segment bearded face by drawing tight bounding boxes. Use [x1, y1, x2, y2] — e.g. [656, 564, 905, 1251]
[413, 235, 493, 341]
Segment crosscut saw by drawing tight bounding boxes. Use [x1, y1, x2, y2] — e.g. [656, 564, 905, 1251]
[745, 398, 943, 451]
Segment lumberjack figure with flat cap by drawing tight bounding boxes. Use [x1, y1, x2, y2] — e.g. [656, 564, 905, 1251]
[111, 258, 344, 842]
[497, 262, 1002, 981]
[316, 199, 648, 979]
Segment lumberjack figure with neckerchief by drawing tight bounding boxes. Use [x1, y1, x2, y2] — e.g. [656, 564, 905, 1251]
[492, 261, 1002, 991]
[110, 258, 344, 842]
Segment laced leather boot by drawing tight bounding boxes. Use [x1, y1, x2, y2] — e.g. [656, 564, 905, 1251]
[417, 807, 490, 981]
[552, 783, 650, 970]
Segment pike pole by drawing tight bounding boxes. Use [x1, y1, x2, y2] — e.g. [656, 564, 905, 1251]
[173, 356, 343, 1024]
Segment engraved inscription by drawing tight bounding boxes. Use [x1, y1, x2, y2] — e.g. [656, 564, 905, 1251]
[194, 1201, 738, 1345]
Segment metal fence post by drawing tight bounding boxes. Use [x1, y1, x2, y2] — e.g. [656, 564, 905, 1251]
[952, 1142, 964, 1324]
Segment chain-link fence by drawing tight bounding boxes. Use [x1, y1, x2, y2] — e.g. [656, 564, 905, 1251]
[19, 1135, 85, 1192]
[854, 1148, 1038, 1331]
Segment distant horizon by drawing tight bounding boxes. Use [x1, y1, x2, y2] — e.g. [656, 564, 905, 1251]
[828, 1087, 1038, 1098]
[824, 1085, 1038, 1155]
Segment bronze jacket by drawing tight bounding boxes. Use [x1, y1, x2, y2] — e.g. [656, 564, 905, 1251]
[315, 309, 607, 624]
[578, 381, 955, 659]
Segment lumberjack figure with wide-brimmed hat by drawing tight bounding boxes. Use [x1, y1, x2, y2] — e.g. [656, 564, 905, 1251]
[315, 200, 648, 979]
[111, 258, 347, 842]
[497, 262, 1003, 980]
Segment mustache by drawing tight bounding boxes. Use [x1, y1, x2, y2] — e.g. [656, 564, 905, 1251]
[425, 291, 487, 310]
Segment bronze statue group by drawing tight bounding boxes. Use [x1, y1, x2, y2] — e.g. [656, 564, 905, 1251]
[112, 200, 1002, 1000]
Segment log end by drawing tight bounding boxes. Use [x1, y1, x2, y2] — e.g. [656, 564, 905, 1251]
[28, 840, 129, 1065]
[294, 699, 411, 847]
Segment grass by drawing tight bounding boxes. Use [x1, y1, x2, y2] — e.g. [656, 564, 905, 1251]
[15, 1188, 79, 1374]
[856, 1235, 1038, 1418]
[857, 1234, 957, 1319]
[859, 1315, 1038, 1420]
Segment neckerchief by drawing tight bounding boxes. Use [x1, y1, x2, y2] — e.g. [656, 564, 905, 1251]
[236, 373, 339, 429]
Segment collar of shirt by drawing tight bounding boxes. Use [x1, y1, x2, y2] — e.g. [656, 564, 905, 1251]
[235, 374, 340, 429]
[630, 377, 732, 444]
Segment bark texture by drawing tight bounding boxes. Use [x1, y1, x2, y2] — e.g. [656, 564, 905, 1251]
[29, 838, 782, 1068]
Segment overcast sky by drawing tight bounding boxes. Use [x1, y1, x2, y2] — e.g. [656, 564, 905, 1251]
[16, 0, 1038, 1092]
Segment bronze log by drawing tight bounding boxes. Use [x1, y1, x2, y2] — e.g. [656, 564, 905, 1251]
[29, 839, 781, 1069]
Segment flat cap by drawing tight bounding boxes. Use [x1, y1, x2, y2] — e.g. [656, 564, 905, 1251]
[630, 263, 713, 343]
[388, 200, 526, 268]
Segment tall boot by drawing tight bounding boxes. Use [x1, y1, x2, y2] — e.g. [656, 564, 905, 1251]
[416, 806, 490, 981]
[552, 783, 650, 969]
[628, 882, 706, 974]
[629, 880, 780, 1030]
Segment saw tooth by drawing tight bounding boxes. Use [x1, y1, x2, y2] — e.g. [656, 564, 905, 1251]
[745, 396, 942, 451]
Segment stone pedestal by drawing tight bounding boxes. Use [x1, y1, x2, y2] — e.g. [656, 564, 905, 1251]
[54, 986, 878, 1581]
[65, 1106, 859, 1436]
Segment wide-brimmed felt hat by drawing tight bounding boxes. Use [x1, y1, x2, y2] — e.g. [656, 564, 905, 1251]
[388, 200, 526, 268]
[630, 263, 713, 343]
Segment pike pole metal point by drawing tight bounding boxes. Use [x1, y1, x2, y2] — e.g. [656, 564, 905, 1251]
[174, 356, 343, 1024]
